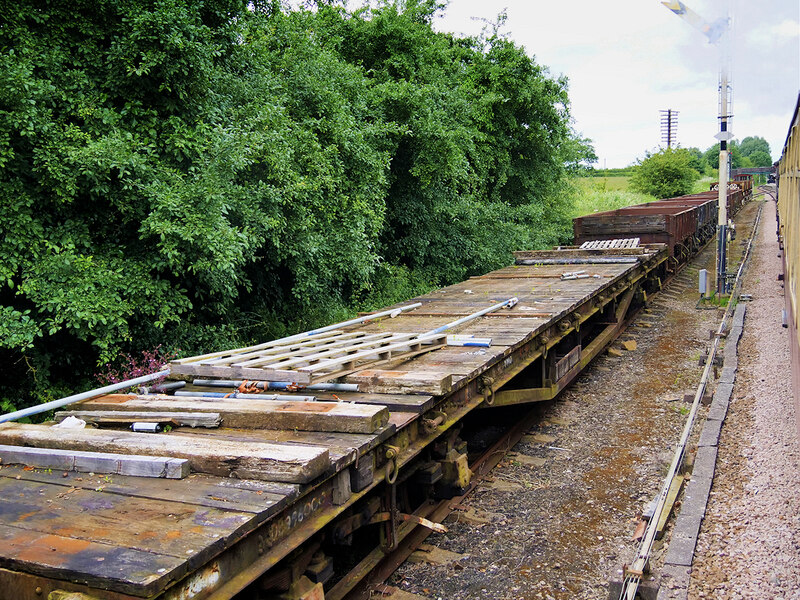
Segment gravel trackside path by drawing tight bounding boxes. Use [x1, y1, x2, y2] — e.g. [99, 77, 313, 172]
[688, 195, 800, 600]
[387, 202, 767, 600]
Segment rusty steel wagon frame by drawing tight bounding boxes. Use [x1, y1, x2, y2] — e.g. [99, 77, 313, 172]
[0, 246, 669, 600]
[573, 187, 750, 269]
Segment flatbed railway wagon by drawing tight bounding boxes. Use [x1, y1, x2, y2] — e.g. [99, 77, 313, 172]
[0, 244, 670, 600]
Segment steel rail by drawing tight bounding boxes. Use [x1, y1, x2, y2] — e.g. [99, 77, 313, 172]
[618, 197, 763, 600]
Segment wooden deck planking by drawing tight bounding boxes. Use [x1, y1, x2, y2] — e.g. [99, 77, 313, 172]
[54, 410, 222, 428]
[171, 426, 392, 473]
[3, 465, 295, 514]
[0, 522, 185, 597]
[184, 382, 438, 414]
[384, 346, 508, 376]
[343, 369, 453, 395]
[337, 262, 641, 394]
[0, 476, 255, 561]
[287, 392, 435, 413]
[0, 445, 190, 479]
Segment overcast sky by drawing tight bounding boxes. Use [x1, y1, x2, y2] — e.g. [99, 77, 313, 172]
[433, 0, 799, 168]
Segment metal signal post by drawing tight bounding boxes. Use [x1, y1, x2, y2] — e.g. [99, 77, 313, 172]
[662, 0, 732, 295]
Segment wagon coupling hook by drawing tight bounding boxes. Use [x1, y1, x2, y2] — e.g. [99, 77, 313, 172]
[478, 375, 495, 405]
[384, 445, 400, 484]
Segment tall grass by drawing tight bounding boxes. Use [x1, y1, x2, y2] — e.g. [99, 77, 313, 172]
[691, 176, 715, 194]
[575, 176, 632, 193]
[570, 177, 657, 219]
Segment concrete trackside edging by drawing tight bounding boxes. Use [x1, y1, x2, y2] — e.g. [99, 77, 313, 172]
[656, 303, 747, 600]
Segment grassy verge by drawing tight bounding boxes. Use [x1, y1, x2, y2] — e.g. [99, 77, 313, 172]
[691, 176, 715, 194]
[571, 175, 718, 219]
[571, 176, 657, 218]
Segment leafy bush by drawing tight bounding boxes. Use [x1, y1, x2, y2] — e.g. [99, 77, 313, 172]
[630, 148, 699, 198]
[96, 346, 175, 386]
[1, 0, 585, 413]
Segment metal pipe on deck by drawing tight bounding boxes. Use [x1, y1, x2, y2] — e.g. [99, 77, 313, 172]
[192, 379, 360, 392]
[424, 297, 518, 336]
[173, 391, 316, 401]
[139, 381, 186, 394]
[0, 369, 172, 424]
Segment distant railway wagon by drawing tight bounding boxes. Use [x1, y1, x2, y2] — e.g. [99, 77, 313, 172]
[710, 179, 751, 215]
[573, 186, 751, 264]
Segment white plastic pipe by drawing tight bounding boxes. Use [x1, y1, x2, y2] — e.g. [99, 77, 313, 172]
[0, 369, 171, 424]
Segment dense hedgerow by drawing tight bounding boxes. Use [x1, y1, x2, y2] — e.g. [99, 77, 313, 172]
[0, 0, 591, 412]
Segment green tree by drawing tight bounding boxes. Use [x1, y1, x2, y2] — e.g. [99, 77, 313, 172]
[685, 147, 708, 174]
[630, 148, 699, 198]
[563, 134, 599, 174]
[703, 140, 746, 170]
[746, 150, 773, 167]
[738, 136, 770, 159]
[306, 1, 581, 283]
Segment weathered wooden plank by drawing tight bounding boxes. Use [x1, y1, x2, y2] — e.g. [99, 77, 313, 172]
[0, 477, 254, 561]
[171, 361, 315, 383]
[0, 445, 189, 479]
[76, 396, 389, 434]
[357, 348, 507, 396]
[1, 465, 294, 515]
[358, 314, 546, 347]
[54, 410, 221, 428]
[0, 423, 328, 484]
[0, 522, 184, 597]
[656, 474, 685, 539]
[173, 424, 394, 472]
[343, 370, 452, 395]
[314, 392, 437, 413]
